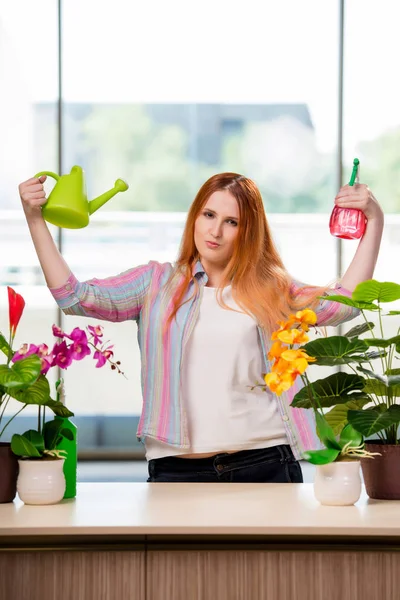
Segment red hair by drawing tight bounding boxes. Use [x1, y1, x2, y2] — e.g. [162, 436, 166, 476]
[167, 173, 327, 331]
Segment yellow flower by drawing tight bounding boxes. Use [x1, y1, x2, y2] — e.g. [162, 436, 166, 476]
[267, 341, 285, 361]
[264, 372, 295, 396]
[281, 348, 316, 363]
[280, 348, 316, 376]
[271, 357, 291, 374]
[277, 329, 309, 345]
[295, 309, 317, 327]
[271, 316, 298, 340]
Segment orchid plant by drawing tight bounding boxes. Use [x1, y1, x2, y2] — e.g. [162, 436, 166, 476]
[0, 286, 123, 458]
[260, 308, 379, 465]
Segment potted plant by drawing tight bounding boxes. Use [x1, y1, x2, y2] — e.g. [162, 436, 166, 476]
[287, 280, 400, 500]
[261, 308, 379, 506]
[0, 286, 44, 502]
[0, 286, 123, 504]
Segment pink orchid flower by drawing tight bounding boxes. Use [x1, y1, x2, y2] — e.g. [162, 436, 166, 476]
[52, 341, 73, 369]
[12, 343, 39, 362]
[52, 324, 65, 338]
[93, 347, 114, 368]
[87, 324, 104, 346]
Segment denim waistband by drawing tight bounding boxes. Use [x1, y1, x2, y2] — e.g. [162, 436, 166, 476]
[150, 444, 296, 471]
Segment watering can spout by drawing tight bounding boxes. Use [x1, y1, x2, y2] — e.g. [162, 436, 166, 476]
[89, 179, 129, 215]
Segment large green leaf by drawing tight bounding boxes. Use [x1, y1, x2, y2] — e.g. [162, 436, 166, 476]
[44, 399, 74, 418]
[324, 398, 371, 435]
[318, 294, 379, 311]
[315, 411, 342, 451]
[348, 405, 400, 437]
[364, 380, 400, 398]
[363, 335, 400, 348]
[302, 448, 340, 465]
[302, 336, 370, 366]
[339, 423, 363, 448]
[0, 355, 42, 390]
[0, 333, 12, 359]
[352, 280, 400, 304]
[358, 366, 400, 387]
[7, 375, 51, 406]
[21, 429, 45, 454]
[291, 372, 367, 409]
[11, 433, 42, 458]
[344, 322, 375, 338]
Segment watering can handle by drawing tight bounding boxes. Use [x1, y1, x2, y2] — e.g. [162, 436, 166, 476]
[34, 171, 60, 182]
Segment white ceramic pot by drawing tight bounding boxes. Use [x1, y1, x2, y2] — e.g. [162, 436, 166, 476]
[17, 458, 66, 505]
[314, 460, 362, 506]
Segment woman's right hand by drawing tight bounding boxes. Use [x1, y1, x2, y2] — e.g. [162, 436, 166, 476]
[18, 175, 48, 220]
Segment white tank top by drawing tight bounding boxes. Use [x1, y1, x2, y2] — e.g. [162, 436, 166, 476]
[145, 285, 288, 460]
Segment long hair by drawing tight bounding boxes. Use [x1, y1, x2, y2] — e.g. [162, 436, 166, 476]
[167, 173, 328, 332]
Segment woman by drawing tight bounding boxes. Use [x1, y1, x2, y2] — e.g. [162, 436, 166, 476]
[18, 172, 384, 483]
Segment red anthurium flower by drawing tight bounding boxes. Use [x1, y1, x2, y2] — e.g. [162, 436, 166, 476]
[7, 287, 25, 338]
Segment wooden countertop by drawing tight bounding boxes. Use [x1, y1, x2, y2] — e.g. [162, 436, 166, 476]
[1, 483, 400, 540]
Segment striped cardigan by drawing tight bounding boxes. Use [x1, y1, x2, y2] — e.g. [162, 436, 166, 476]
[50, 260, 358, 460]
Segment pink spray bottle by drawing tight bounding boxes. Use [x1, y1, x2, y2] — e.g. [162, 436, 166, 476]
[329, 158, 367, 240]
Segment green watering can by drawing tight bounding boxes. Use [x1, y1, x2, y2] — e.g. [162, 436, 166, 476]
[34, 165, 129, 229]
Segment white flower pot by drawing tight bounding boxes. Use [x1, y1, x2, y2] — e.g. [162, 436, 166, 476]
[314, 460, 362, 506]
[17, 458, 66, 505]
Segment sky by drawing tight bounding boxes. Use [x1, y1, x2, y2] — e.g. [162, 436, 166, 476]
[1, 0, 399, 158]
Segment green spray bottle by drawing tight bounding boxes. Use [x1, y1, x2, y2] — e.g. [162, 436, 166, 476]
[55, 378, 78, 498]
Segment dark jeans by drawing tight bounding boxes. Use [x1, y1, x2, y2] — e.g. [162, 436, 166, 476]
[147, 444, 303, 483]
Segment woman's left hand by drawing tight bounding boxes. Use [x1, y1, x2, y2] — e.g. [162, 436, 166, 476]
[334, 184, 384, 222]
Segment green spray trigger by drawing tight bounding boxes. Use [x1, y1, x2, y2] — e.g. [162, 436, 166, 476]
[349, 158, 360, 186]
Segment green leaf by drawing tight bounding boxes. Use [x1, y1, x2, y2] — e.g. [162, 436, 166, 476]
[348, 405, 400, 437]
[302, 448, 340, 465]
[0, 333, 12, 359]
[352, 280, 400, 304]
[316, 411, 342, 450]
[302, 336, 370, 366]
[43, 419, 65, 451]
[291, 372, 368, 409]
[365, 350, 387, 360]
[60, 428, 74, 441]
[363, 335, 400, 348]
[318, 294, 379, 311]
[11, 433, 42, 458]
[21, 429, 45, 453]
[357, 366, 400, 387]
[363, 380, 400, 398]
[386, 311, 400, 316]
[44, 399, 74, 418]
[386, 369, 400, 376]
[344, 322, 375, 338]
[324, 398, 371, 435]
[0, 355, 42, 390]
[7, 375, 51, 406]
[339, 423, 363, 448]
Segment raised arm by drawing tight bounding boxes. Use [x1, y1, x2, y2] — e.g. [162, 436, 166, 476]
[333, 183, 384, 291]
[19, 176, 71, 288]
[19, 176, 158, 322]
